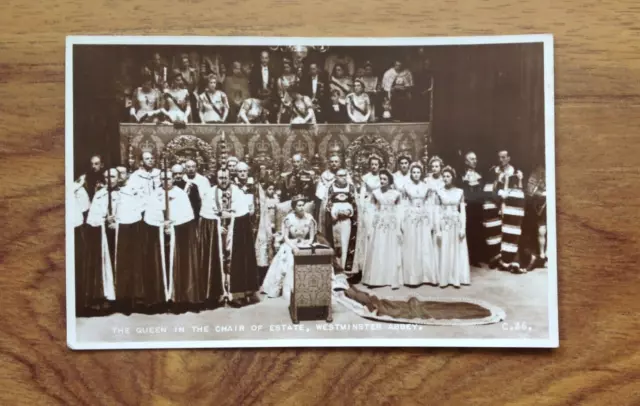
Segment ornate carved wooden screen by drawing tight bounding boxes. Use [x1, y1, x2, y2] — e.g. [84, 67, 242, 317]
[120, 123, 431, 176]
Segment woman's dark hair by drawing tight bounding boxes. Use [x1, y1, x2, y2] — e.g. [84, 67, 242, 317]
[396, 154, 411, 168]
[140, 73, 154, 86]
[332, 63, 346, 77]
[379, 169, 394, 186]
[290, 195, 307, 210]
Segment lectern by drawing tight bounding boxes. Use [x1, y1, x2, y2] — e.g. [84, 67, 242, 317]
[290, 243, 334, 324]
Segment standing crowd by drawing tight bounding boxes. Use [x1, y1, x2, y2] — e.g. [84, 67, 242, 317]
[72, 147, 547, 317]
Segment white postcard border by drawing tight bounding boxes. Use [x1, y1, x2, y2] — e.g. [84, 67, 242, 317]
[65, 34, 558, 350]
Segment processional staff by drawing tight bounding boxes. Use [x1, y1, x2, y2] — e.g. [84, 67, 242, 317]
[163, 152, 170, 235]
[107, 155, 113, 218]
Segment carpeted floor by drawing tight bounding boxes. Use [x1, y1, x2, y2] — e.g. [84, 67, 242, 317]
[75, 266, 551, 344]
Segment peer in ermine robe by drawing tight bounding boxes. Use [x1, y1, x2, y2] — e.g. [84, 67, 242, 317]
[171, 164, 201, 222]
[198, 169, 259, 308]
[87, 169, 146, 314]
[83, 169, 120, 315]
[128, 151, 162, 199]
[143, 172, 200, 314]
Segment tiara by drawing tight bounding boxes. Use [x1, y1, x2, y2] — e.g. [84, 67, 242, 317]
[368, 153, 384, 163]
[291, 194, 307, 202]
[442, 165, 457, 178]
[396, 151, 412, 161]
[428, 155, 444, 166]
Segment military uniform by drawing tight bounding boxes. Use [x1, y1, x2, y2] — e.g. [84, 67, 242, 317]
[278, 169, 316, 202]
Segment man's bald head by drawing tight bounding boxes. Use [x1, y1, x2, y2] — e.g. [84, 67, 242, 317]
[292, 154, 303, 171]
[104, 168, 119, 177]
[170, 164, 184, 182]
[90, 155, 103, 173]
[184, 159, 197, 176]
[171, 164, 184, 174]
[103, 168, 119, 188]
[141, 152, 155, 169]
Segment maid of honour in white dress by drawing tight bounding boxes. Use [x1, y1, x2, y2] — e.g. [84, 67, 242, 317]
[261, 197, 317, 301]
[424, 156, 446, 200]
[424, 156, 445, 271]
[362, 170, 404, 288]
[400, 163, 438, 286]
[436, 167, 471, 288]
[353, 156, 382, 272]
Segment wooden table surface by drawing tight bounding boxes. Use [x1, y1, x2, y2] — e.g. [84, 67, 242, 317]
[1, 1, 639, 405]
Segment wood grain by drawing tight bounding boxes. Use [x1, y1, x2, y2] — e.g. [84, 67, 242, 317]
[1, 1, 639, 405]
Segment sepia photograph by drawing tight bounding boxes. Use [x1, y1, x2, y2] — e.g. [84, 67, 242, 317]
[65, 34, 557, 349]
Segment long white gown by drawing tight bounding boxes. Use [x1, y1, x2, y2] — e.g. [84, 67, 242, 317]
[261, 212, 316, 301]
[353, 172, 380, 273]
[401, 181, 438, 285]
[424, 174, 445, 271]
[362, 188, 403, 288]
[436, 187, 471, 287]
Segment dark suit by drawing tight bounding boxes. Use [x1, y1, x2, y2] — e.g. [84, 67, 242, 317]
[300, 73, 328, 102]
[249, 64, 276, 100]
[300, 73, 329, 123]
[249, 64, 277, 122]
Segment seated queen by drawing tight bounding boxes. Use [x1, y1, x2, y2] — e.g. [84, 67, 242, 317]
[261, 195, 317, 301]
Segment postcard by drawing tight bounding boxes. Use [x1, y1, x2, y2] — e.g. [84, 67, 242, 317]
[65, 34, 558, 349]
